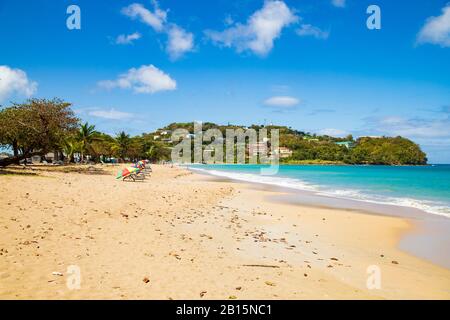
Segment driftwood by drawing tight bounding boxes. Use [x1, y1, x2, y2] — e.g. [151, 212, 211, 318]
[241, 264, 280, 268]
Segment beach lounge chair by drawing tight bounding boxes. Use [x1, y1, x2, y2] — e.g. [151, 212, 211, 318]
[122, 171, 145, 182]
[133, 161, 151, 177]
[142, 166, 151, 177]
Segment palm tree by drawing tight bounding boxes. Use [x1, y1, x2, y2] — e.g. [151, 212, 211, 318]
[115, 131, 131, 161]
[60, 137, 80, 163]
[77, 122, 99, 162]
[145, 146, 155, 159]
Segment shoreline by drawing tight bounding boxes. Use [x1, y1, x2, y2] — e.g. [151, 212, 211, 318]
[191, 171, 450, 299]
[188, 166, 450, 269]
[187, 165, 450, 219]
[0, 164, 449, 299]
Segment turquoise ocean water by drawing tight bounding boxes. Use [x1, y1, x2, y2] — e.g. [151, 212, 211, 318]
[189, 164, 450, 218]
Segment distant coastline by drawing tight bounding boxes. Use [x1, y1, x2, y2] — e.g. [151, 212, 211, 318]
[0, 107, 428, 168]
[159, 122, 428, 166]
[198, 160, 431, 166]
[279, 160, 430, 166]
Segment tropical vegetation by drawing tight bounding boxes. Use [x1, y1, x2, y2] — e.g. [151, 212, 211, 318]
[0, 99, 427, 166]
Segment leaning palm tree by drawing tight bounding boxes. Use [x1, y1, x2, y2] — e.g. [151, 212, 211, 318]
[77, 122, 99, 162]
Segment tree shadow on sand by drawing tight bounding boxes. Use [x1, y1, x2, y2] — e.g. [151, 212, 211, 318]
[0, 169, 39, 176]
[0, 165, 110, 176]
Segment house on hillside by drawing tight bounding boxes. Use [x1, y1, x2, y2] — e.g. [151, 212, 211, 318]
[271, 147, 293, 159]
[303, 136, 319, 142]
[160, 130, 172, 136]
[278, 147, 293, 158]
[335, 141, 354, 149]
[248, 142, 268, 157]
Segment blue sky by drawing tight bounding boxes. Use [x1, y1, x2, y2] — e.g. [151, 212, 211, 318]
[0, 0, 449, 162]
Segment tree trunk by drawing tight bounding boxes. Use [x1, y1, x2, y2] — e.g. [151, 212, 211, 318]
[12, 140, 18, 157]
[12, 140, 20, 164]
[0, 151, 44, 167]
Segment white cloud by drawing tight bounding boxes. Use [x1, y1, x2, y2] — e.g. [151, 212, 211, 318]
[97, 65, 176, 94]
[166, 25, 194, 60]
[0, 65, 37, 102]
[379, 117, 450, 139]
[362, 114, 450, 141]
[88, 108, 135, 120]
[224, 15, 234, 26]
[121, 1, 194, 59]
[121, 2, 167, 32]
[115, 32, 142, 45]
[417, 4, 450, 47]
[264, 96, 300, 108]
[296, 24, 329, 40]
[317, 128, 349, 137]
[205, 0, 298, 56]
[331, 0, 346, 8]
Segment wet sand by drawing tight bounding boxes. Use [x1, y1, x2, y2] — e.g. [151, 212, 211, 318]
[0, 164, 449, 299]
[198, 171, 450, 269]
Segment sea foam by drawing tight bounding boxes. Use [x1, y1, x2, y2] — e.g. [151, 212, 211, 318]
[189, 166, 450, 218]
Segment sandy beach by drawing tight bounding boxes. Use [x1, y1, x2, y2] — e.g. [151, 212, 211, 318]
[0, 164, 449, 299]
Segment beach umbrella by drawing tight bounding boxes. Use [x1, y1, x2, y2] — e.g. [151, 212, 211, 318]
[116, 166, 140, 180]
[132, 161, 145, 169]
